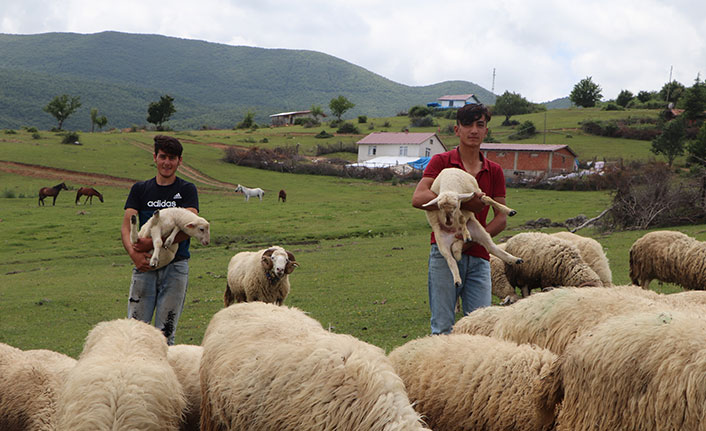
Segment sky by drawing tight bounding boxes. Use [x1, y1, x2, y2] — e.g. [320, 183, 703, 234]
[1, 0, 704, 103]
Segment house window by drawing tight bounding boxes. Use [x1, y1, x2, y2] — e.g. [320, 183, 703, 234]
[425, 147, 431, 157]
[531, 153, 539, 157]
[449, 100, 454, 107]
[498, 152, 505, 157]
[399, 146, 408, 156]
[368, 145, 377, 156]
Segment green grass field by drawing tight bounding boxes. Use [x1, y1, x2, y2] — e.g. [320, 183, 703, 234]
[0, 107, 700, 358]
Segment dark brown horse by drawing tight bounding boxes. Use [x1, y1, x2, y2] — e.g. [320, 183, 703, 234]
[75, 187, 104, 205]
[38, 182, 68, 206]
[278, 189, 287, 202]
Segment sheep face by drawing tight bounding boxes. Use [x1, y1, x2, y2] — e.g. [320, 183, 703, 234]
[262, 248, 298, 278]
[183, 218, 210, 246]
[424, 191, 474, 231]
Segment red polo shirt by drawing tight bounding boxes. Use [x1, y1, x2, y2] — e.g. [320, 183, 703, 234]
[423, 147, 507, 261]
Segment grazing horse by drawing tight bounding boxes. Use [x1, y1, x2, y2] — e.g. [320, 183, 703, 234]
[278, 189, 287, 203]
[38, 182, 68, 206]
[234, 184, 265, 202]
[75, 187, 104, 205]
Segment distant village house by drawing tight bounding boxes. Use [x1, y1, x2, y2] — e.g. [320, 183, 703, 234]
[352, 132, 447, 169]
[269, 110, 324, 126]
[433, 94, 481, 109]
[480, 143, 578, 181]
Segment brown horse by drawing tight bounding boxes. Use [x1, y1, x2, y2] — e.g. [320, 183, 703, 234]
[278, 189, 287, 202]
[38, 182, 68, 206]
[75, 187, 104, 205]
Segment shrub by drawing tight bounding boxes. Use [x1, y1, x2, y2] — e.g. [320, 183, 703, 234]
[602, 102, 625, 111]
[410, 115, 435, 128]
[4, 129, 17, 134]
[315, 130, 334, 139]
[2, 189, 16, 198]
[61, 131, 80, 145]
[382, 121, 391, 128]
[336, 122, 360, 134]
[316, 141, 357, 156]
[294, 117, 320, 128]
[357, 115, 367, 123]
[31, 132, 41, 139]
[409, 105, 433, 118]
[508, 121, 536, 140]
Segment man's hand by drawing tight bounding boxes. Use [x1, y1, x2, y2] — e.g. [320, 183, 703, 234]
[462, 193, 486, 213]
[132, 237, 154, 253]
[129, 249, 153, 272]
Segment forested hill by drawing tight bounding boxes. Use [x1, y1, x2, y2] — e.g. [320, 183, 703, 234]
[0, 31, 497, 130]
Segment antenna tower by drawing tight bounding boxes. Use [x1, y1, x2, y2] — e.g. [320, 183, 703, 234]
[491, 68, 496, 92]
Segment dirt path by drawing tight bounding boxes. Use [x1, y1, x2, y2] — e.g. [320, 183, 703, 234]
[1, 142, 237, 192]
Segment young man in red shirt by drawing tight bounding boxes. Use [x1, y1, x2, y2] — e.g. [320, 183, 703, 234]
[412, 103, 508, 334]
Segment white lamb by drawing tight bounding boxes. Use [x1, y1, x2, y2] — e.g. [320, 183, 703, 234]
[199, 302, 427, 430]
[130, 207, 210, 269]
[423, 167, 523, 287]
[224, 245, 299, 306]
[55, 319, 186, 431]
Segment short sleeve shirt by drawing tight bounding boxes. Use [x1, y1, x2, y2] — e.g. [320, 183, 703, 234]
[423, 147, 506, 260]
[124, 177, 199, 259]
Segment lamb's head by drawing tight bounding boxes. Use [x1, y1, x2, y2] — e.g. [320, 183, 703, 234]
[183, 216, 210, 246]
[261, 247, 299, 279]
[423, 191, 476, 229]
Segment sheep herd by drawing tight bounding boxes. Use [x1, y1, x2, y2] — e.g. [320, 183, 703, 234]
[3, 229, 706, 430]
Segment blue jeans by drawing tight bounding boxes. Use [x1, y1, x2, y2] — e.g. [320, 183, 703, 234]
[127, 259, 189, 345]
[428, 244, 491, 335]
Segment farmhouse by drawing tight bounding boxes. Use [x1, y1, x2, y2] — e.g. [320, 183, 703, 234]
[353, 132, 447, 168]
[434, 94, 481, 109]
[269, 110, 323, 126]
[480, 143, 578, 182]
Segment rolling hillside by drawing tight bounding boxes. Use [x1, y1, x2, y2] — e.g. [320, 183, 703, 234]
[0, 31, 497, 130]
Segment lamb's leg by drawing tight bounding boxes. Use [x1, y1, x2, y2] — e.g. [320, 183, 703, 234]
[129, 215, 140, 244]
[480, 195, 517, 216]
[149, 226, 163, 268]
[466, 217, 524, 265]
[163, 226, 181, 248]
[427, 212, 463, 287]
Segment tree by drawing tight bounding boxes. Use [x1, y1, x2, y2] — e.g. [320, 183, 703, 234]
[616, 90, 634, 107]
[90, 108, 108, 132]
[659, 80, 685, 104]
[570, 76, 603, 108]
[637, 90, 655, 103]
[329, 95, 355, 121]
[310, 104, 324, 122]
[147, 95, 176, 129]
[43, 94, 82, 130]
[493, 91, 531, 125]
[682, 76, 706, 122]
[235, 110, 256, 129]
[687, 121, 706, 166]
[651, 116, 686, 166]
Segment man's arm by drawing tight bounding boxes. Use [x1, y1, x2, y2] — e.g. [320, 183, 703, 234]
[121, 208, 153, 272]
[484, 196, 508, 237]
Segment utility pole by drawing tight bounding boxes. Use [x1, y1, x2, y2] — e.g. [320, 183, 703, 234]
[665, 65, 673, 104]
[491, 68, 496, 93]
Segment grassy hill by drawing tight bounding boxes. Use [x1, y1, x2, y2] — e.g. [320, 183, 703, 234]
[0, 31, 498, 131]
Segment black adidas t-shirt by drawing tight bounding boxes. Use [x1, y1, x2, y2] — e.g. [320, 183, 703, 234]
[124, 177, 199, 259]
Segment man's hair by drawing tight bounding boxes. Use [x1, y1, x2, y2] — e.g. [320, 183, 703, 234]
[456, 103, 491, 125]
[154, 135, 183, 157]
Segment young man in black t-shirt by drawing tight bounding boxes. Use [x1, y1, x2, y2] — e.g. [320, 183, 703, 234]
[120, 135, 199, 345]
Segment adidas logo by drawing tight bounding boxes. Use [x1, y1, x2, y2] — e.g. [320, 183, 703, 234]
[173, 193, 182, 199]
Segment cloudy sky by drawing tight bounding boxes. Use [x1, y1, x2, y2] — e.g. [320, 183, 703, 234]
[2, 0, 704, 102]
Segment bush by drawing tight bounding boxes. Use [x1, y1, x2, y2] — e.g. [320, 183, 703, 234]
[3, 129, 17, 134]
[31, 132, 41, 139]
[410, 115, 435, 128]
[316, 141, 357, 156]
[409, 105, 433, 118]
[294, 117, 320, 128]
[24, 126, 38, 133]
[61, 131, 81, 145]
[315, 130, 334, 139]
[382, 121, 391, 128]
[602, 103, 625, 111]
[336, 122, 360, 134]
[508, 121, 536, 140]
[357, 115, 367, 124]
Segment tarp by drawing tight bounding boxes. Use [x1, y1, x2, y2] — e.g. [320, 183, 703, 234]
[407, 157, 431, 170]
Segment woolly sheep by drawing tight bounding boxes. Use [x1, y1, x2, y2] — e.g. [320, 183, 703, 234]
[168, 344, 203, 431]
[55, 319, 186, 430]
[551, 231, 612, 286]
[199, 302, 427, 430]
[0, 343, 76, 431]
[422, 167, 523, 287]
[453, 285, 663, 354]
[130, 207, 211, 269]
[537, 309, 706, 430]
[629, 230, 706, 290]
[224, 245, 299, 306]
[503, 232, 603, 297]
[389, 334, 558, 431]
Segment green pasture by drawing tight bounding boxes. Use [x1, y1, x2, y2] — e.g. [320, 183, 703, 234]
[0, 111, 698, 359]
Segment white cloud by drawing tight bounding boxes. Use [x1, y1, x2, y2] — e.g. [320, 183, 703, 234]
[1, 0, 704, 102]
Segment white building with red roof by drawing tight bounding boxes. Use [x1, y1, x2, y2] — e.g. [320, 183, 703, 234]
[353, 132, 447, 167]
